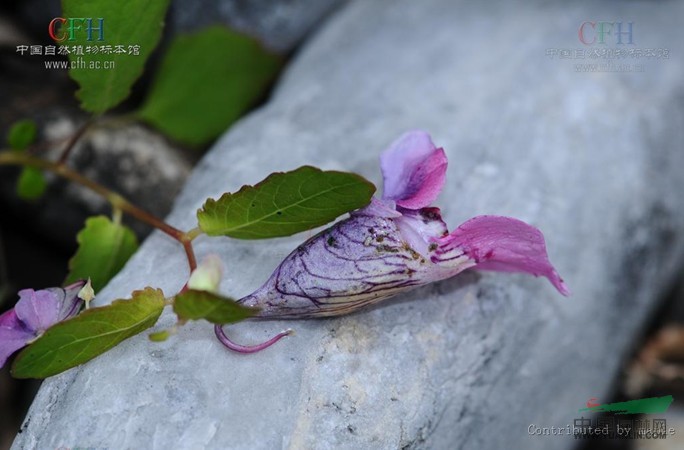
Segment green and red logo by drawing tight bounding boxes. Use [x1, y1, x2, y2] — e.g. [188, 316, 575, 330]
[48, 18, 105, 42]
[579, 395, 673, 415]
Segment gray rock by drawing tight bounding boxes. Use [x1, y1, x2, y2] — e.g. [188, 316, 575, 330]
[12, 0, 684, 449]
[57, 120, 193, 238]
[169, 0, 346, 53]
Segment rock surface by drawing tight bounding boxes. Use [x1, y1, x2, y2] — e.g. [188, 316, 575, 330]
[12, 0, 684, 449]
[169, 0, 345, 53]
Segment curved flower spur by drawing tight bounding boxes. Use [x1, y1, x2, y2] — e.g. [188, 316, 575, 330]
[215, 131, 569, 353]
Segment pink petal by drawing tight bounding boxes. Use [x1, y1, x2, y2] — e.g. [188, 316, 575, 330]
[380, 130, 447, 209]
[14, 289, 61, 333]
[0, 309, 34, 368]
[436, 215, 570, 295]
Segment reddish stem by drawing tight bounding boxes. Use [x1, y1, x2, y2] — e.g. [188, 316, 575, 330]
[214, 324, 292, 354]
[0, 151, 198, 272]
[57, 119, 93, 165]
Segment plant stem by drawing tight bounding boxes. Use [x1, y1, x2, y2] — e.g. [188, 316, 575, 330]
[185, 227, 203, 241]
[0, 151, 198, 271]
[57, 119, 94, 165]
[26, 135, 70, 156]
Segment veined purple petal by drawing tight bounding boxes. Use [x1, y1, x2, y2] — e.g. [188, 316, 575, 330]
[0, 309, 34, 368]
[14, 289, 61, 334]
[435, 215, 570, 295]
[380, 130, 447, 209]
[239, 214, 461, 318]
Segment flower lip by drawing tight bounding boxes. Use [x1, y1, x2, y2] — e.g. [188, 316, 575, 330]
[434, 215, 570, 296]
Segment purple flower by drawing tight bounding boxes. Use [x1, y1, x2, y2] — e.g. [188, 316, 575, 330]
[216, 131, 568, 352]
[0, 281, 85, 368]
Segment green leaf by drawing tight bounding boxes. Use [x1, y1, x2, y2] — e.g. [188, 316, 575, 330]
[62, 0, 170, 113]
[197, 166, 376, 239]
[137, 26, 282, 146]
[148, 329, 171, 342]
[12, 287, 165, 379]
[16, 167, 47, 200]
[173, 289, 258, 324]
[7, 119, 37, 150]
[65, 216, 139, 291]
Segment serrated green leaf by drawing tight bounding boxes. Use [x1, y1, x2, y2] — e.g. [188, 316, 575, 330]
[16, 167, 47, 200]
[11, 287, 165, 379]
[65, 216, 138, 291]
[62, 0, 170, 113]
[173, 289, 258, 324]
[137, 26, 282, 146]
[7, 119, 37, 150]
[197, 166, 376, 239]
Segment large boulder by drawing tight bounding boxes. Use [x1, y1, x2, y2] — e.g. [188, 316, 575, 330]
[168, 0, 345, 53]
[12, 0, 684, 449]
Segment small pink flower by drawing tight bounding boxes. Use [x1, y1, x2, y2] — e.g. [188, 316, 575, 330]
[216, 131, 568, 351]
[0, 281, 85, 368]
